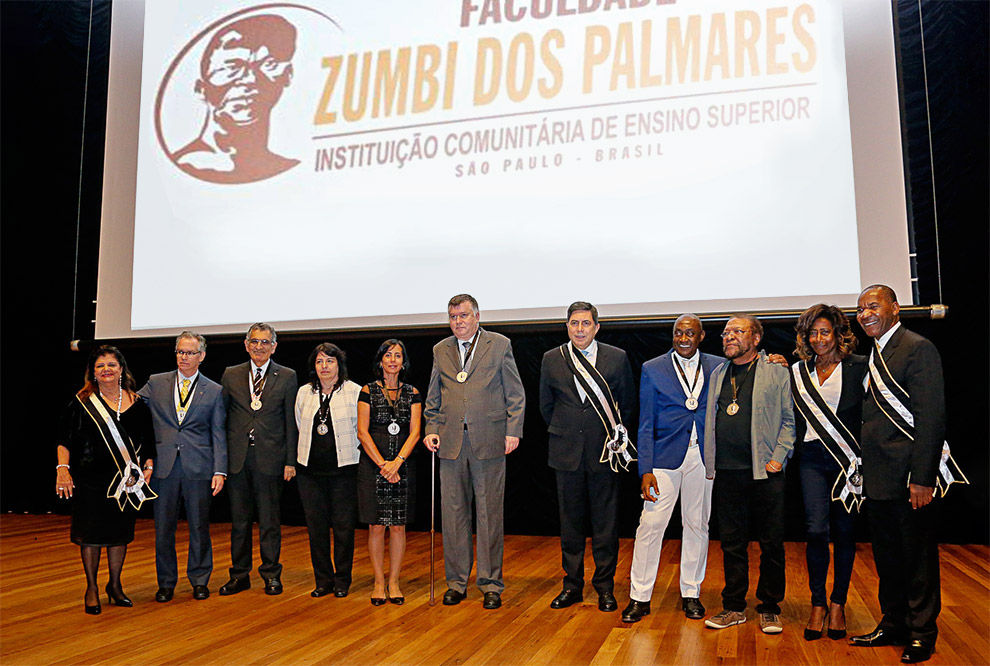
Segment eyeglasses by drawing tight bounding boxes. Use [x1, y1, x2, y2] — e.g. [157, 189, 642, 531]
[247, 339, 274, 348]
[721, 327, 752, 339]
[175, 350, 202, 358]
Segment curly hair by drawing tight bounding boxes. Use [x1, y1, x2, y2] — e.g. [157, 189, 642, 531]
[794, 304, 858, 361]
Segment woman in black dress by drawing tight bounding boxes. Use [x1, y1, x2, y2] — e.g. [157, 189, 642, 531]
[56, 345, 156, 614]
[357, 339, 421, 605]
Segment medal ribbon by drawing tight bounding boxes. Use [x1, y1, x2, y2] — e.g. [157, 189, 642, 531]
[460, 332, 480, 374]
[867, 343, 968, 497]
[728, 358, 757, 409]
[80, 394, 156, 510]
[791, 362, 863, 512]
[176, 374, 199, 423]
[672, 352, 703, 404]
[251, 367, 268, 405]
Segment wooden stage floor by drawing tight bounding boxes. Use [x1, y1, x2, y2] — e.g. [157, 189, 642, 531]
[1, 515, 987, 666]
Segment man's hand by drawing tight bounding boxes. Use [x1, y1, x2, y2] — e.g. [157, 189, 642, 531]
[765, 460, 783, 474]
[424, 434, 440, 452]
[211, 474, 225, 496]
[505, 436, 520, 454]
[284, 466, 296, 482]
[766, 353, 789, 367]
[909, 483, 935, 510]
[640, 473, 660, 502]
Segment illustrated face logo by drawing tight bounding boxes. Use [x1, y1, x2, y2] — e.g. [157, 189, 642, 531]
[155, 5, 337, 185]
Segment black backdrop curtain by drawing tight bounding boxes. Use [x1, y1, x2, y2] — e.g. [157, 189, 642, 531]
[1, 1, 987, 544]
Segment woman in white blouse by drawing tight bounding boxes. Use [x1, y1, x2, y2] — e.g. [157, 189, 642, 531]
[294, 342, 362, 598]
[791, 305, 868, 641]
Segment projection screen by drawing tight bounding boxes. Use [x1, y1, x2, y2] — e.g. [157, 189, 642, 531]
[96, 0, 913, 338]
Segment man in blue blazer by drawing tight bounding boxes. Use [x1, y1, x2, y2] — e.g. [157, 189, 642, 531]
[139, 332, 227, 602]
[622, 314, 723, 623]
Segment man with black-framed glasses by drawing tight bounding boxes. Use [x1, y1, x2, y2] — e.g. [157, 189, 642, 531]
[219, 322, 298, 596]
[139, 331, 227, 602]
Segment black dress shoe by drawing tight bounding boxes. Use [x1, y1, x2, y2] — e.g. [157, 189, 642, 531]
[84, 600, 102, 615]
[598, 592, 617, 612]
[621, 600, 651, 623]
[550, 589, 583, 609]
[334, 588, 348, 598]
[219, 577, 250, 596]
[155, 587, 174, 603]
[105, 584, 133, 607]
[850, 626, 909, 647]
[311, 586, 333, 598]
[387, 586, 404, 605]
[265, 578, 283, 596]
[442, 589, 467, 606]
[682, 597, 705, 620]
[483, 591, 502, 609]
[901, 640, 934, 663]
[192, 585, 210, 600]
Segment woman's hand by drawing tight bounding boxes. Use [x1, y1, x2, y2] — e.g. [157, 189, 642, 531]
[56, 467, 75, 499]
[381, 458, 402, 482]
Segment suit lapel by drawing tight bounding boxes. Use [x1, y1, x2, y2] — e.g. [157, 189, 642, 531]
[880, 325, 907, 366]
[163, 370, 181, 428]
[465, 330, 491, 380]
[447, 338, 462, 375]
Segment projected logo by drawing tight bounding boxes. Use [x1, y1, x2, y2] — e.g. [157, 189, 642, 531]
[154, 4, 339, 185]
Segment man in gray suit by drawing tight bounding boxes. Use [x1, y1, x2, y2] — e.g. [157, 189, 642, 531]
[424, 294, 526, 610]
[702, 314, 795, 634]
[139, 331, 227, 602]
[218, 322, 299, 596]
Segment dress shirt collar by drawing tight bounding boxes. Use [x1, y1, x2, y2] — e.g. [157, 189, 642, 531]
[251, 359, 271, 377]
[876, 321, 901, 352]
[177, 369, 199, 383]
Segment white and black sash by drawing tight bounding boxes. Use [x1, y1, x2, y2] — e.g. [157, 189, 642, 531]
[791, 362, 863, 512]
[79, 394, 156, 510]
[559, 343, 635, 472]
[867, 342, 968, 497]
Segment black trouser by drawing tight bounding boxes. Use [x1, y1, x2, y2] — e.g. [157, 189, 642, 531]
[556, 465, 619, 594]
[800, 444, 856, 607]
[714, 468, 786, 614]
[296, 468, 357, 591]
[867, 498, 940, 645]
[227, 447, 283, 581]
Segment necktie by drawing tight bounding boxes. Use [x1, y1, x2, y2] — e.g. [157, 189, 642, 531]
[253, 368, 264, 394]
[462, 341, 471, 370]
[177, 378, 191, 423]
[581, 349, 590, 357]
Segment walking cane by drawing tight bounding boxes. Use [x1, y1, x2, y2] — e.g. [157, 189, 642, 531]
[429, 449, 436, 606]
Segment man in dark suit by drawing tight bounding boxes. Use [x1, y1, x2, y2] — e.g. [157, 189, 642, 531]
[622, 314, 722, 623]
[424, 294, 526, 610]
[139, 331, 227, 602]
[218, 323, 299, 596]
[539, 301, 634, 613]
[850, 285, 946, 663]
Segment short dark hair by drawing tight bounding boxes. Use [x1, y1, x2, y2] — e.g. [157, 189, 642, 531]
[373, 338, 411, 380]
[201, 14, 297, 80]
[794, 304, 858, 361]
[566, 301, 598, 324]
[307, 342, 348, 392]
[448, 294, 479, 314]
[728, 313, 763, 341]
[860, 284, 898, 304]
[247, 322, 277, 343]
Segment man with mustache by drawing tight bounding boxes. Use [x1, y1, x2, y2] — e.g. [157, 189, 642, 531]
[849, 285, 949, 664]
[173, 14, 300, 184]
[702, 314, 795, 634]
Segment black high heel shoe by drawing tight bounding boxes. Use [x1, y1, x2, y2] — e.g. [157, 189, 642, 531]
[371, 584, 387, 606]
[85, 590, 102, 615]
[804, 607, 828, 641]
[386, 584, 404, 606]
[105, 583, 133, 607]
[827, 604, 847, 640]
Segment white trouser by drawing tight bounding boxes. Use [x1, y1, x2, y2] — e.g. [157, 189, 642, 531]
[628, 443, 713, 601]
